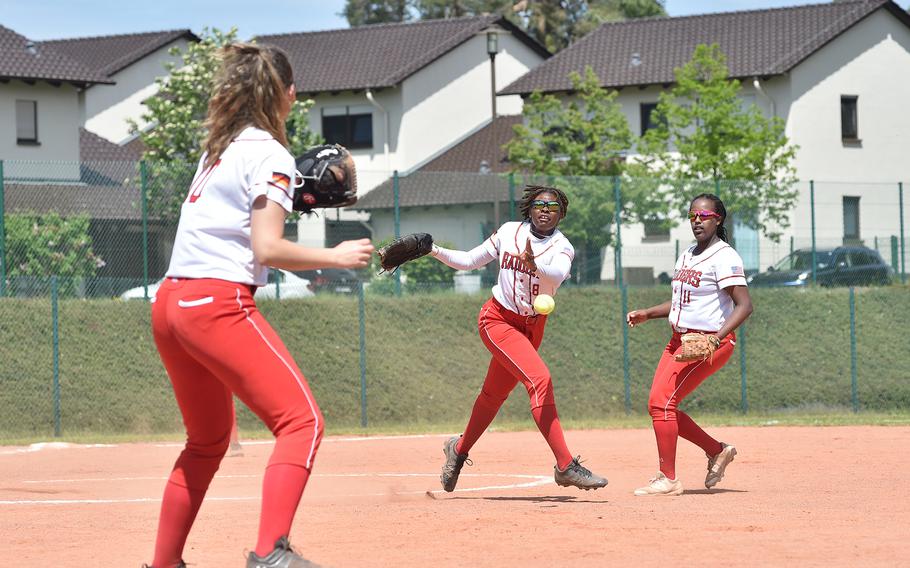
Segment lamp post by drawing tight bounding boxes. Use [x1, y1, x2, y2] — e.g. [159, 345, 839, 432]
[487, 31, 499, 118]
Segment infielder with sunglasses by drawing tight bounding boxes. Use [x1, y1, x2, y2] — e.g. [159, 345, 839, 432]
[430, 185, 609, 493]
[626, 193, 753, 496]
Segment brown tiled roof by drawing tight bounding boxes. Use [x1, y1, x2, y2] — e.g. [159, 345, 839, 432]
[501, 0, 908, 94]
[258, 15, 548, 93]
[5, 181, 142, 220]
[422, 115, 521, 174]
[0, 25, 111, 85]
[79, 128, 144, 161]
[43, 29, 197, 77]
[354, 171, 512, 210]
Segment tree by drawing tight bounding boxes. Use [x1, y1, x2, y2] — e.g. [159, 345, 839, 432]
[505, 67, 633, 282]
[340, 0, 666, 51]
[131, 28, 321, 220]
[633, 44, 798, 240]
[342, 0, 413, 25]
[6, 213, 102, 297]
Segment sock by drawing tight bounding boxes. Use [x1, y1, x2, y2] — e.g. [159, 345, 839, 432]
[152, 481, 206, 568]
[531, 404, 573, 470]
[652, 419, 679, 480]
[255, 463, 311, 557]
[677, 411, 723, 457]
[457, 391, 503, 455]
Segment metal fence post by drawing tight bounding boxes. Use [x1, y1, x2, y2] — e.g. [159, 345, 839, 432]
[850, 287, 858, 412]
[393, 170, 401, 296]
[613, 177, 631, 413]
[899, 182, 906, 284]
[140, 161, 150, 301]
[275, 268, 281, 299]
[790, 235, 794, 257]
[891, 235, 900, 274]
[739, 323, 748, 413]
[52, 275, 61, 437]
[810, 180, 817, 285]
[359, 280, 368, 427]
[0, 159, 5, 298]
[508, 172, 516, 220]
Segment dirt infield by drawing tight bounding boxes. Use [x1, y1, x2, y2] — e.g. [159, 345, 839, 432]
[2, 426, 907, 567]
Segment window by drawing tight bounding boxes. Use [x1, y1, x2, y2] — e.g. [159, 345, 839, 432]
[841, 96, 858, 140]
[843, 196, 860, 241]
[640, 103, 660, 136]
[321, 106, 373, 149]
[642, 219, 670, 242]
[16, 100, 38, 144]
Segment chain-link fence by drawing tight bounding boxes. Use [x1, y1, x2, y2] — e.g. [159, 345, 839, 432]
[1, 161, 907, 440]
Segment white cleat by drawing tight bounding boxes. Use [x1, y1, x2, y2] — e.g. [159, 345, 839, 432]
[705, 443, 737, 489]
[634, 472, 684, 496]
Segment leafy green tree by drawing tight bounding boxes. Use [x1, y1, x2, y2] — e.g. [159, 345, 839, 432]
[342, 0, 413, 25]
[6, 213, 102, 296]
[131, 28, 321, 220]
[341, 0, 665, 51]
[505, 67, 632, 282]
[633, 44, 798, 240]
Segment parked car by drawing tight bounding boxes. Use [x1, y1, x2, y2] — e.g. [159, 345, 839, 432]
[119, 269, 314, 300]
[293, 268, 362, 294]
[747, 246, 894, 287]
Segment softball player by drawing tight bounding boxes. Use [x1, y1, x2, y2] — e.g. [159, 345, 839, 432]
[626, 193, 753, 496]
[144, 43, 373, 568]
[431, 185, 609, 492]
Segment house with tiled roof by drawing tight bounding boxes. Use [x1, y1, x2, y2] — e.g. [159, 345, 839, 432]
[355, 115, 520, 251]
[496, 0, 910, 283]
[257, 15, 548, 248]
[44, 29, 197, 144]
[0, 24, 111, 178]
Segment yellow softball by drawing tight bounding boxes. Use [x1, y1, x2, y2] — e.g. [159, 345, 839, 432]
[533, 294, 555, 315]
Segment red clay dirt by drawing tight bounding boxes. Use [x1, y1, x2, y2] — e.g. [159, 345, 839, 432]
[2, 426, 907, 567]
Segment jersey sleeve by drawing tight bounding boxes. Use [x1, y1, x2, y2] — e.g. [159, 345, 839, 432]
[715, 248, 748, 289]
[534, 237, 574, 285]
[249, 145, 296, 213]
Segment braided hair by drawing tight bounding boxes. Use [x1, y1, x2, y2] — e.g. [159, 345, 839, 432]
[690, 193, 728, 242]
[518, 185, 570, 220]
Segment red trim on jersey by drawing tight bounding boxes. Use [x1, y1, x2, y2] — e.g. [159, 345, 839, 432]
[186, 159, 221, 203]
[687, 244, 731, 268]
[266, 180, 293, 200]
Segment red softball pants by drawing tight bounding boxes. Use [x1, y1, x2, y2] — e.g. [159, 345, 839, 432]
[648, 330, 736, 421]
[151, 277, 324, 491]
[477, 297, 554, 408]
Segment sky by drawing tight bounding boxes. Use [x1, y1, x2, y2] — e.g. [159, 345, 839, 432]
[4, 0, 910, 41]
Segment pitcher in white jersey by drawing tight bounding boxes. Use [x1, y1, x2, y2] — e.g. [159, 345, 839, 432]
[626, 194, 753, 496]
[431, 185, 609, 493]
[145, 43, 373, 568]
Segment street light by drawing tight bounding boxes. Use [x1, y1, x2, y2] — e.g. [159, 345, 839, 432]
[487, 31, 499, 118]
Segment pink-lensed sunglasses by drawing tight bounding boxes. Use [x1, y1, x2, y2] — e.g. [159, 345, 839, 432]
[688, 209, 722, 221]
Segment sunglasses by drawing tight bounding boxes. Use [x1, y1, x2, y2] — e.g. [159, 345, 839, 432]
[688, 209, 722, 221]
[532, 199, 562, 212]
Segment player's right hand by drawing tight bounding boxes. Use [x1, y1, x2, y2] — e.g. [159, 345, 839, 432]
[626, 310, 649, 327]
[334, 238, 373, 268]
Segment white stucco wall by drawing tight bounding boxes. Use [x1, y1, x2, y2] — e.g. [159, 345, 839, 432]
[82, 39, 191, 144]
[398, 29, 542, 171]
[0, 80, 81, 180]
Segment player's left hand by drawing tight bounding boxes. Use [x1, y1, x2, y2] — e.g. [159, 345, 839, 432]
[520, 238, 537, 273]
[627, 310, 649, 327]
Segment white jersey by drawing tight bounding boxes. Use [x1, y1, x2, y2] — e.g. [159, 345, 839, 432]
[432, 221, 574, 317]
[668, 240, 748, 332]
[166, 126, 295, 286]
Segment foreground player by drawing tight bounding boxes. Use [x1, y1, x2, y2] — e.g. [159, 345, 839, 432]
[144, 43, 372, 567]
[431, 185, 609, 492]
[626, 194, 752, 496]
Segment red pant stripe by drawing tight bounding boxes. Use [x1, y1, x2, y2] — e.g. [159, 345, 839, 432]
[479, 304, 542, 407]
